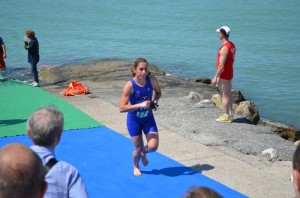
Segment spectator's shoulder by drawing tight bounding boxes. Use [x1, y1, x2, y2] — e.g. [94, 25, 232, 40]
[54, 161, 81, 178]
[56, 161, 79, 171]
[54, 161, 86, 195]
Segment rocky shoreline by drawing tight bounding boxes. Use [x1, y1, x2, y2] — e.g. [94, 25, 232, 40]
[187, 78, 298, 142]
[39, 59, 297, 161]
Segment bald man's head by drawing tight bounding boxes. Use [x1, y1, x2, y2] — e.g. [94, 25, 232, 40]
[0, 143, 47, 198]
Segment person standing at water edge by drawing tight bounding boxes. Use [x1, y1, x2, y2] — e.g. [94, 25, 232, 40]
[119, 58, 161, 176]
[0, 36, 6, 70]
[24, 30, 40, 87]
[211, 26, 236, 123]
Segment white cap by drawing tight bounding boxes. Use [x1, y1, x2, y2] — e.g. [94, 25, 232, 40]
[216, 26, 230, 36]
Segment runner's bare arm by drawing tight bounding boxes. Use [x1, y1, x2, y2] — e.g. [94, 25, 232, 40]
[119, 81, 148, 113]
[150, 76, 161, 103]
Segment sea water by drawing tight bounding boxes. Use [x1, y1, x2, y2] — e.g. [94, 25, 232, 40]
[1, 0, 299, 129]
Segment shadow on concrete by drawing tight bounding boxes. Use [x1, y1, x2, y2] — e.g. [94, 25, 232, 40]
[190, 164, 215, 173]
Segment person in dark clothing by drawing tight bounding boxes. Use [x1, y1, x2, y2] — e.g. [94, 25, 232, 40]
[24, 30, 40, 87]
[0, 36, 7, 70]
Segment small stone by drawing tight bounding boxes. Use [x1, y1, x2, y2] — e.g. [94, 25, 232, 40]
[294, 140, 300, 146]
[195, 99, 215, 108]
[165, 73, 172, 77]
[187, 91, 204, 101]
[262, 148, 278, 161]
[87, 95, 97, 98]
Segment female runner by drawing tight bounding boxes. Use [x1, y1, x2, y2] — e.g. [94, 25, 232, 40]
[119, 58, 161, 176]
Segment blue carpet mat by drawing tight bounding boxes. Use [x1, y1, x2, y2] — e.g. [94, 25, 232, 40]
[0, 127, 247, 198]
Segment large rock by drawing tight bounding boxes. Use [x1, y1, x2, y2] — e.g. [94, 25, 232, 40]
[193, 78, 211, 84]
[39, 60, 165, 84]
[211, 94, 222, 109]
[259, 118, 299, 141]
[210, 92, 259, 125]
[39, 60, 131, 84]
[235, 101, 260, 124]
[231, 90, 246, 104]
[275, 127, 299, 141]
[39, 59, 218, 102]
[211, 90, 246, 110]
[148, 64, 166, 76]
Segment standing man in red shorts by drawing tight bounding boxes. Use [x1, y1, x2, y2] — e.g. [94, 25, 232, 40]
[0, 36, 6, 70]
[211, 26, 236, 122]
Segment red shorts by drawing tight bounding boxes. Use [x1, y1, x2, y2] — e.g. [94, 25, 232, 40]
[219, 70, 233, 80]
[219, 65, 233, 80]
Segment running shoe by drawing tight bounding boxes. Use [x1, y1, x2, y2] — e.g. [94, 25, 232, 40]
[31, 81, 39, 87]
[216, 114, 233, 123]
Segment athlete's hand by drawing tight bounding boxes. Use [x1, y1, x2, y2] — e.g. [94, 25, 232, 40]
[210, 77, 218, 87]
[150, 100, 159, 111]
[140, 101, 151, 109]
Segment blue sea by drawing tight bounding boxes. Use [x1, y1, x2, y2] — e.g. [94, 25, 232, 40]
[1, 0, 299, 129]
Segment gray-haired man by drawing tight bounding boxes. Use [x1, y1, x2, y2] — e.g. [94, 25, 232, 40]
[27, 106, 88, 198]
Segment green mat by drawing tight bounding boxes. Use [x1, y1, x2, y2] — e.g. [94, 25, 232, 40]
[0, 80, 103, 137]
